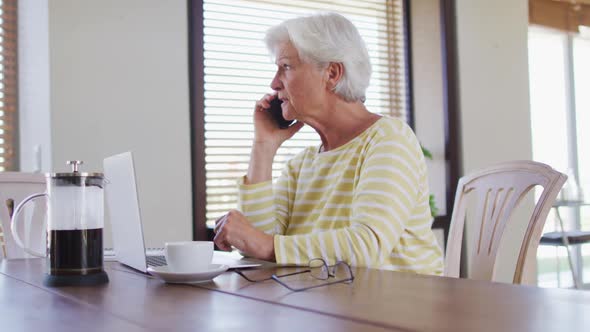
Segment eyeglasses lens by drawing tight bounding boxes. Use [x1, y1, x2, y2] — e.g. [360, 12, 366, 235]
[332, 262, 350, 279]
[309, 259, 329, 280]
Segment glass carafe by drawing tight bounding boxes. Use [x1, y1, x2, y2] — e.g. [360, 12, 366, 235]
[10, 160, 109, 287]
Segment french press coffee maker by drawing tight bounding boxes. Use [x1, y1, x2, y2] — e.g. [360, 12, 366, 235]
[11, 160, 109, 287]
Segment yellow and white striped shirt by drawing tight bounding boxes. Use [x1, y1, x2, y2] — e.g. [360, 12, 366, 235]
[238, 116, 443, 275]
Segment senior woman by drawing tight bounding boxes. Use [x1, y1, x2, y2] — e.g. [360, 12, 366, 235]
[214, 13, 443, 275]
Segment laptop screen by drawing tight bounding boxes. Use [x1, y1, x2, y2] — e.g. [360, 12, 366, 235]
[104, 152, 151, 272]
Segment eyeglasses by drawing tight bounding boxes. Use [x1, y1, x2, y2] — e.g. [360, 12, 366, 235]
[234, 258, 354, 292]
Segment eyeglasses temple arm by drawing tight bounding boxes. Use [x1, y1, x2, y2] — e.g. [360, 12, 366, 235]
[271, 275, 355, 292]
[273, 269, 311, 278]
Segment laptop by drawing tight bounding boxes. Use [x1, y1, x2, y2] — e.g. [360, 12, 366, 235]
[103, 151, 263, 273]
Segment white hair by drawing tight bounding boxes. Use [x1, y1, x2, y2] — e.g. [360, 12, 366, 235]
[264, 13, 371, 103]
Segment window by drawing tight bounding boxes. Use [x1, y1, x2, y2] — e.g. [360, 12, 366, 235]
[0, 0, 18, 171]
[200, 0, 411, 228]
[529, 27, 590, 288]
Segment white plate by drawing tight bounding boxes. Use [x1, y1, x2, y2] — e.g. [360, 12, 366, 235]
[147, 264, 229, 284]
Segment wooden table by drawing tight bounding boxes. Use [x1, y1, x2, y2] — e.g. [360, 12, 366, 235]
[2, 259, 590, 331]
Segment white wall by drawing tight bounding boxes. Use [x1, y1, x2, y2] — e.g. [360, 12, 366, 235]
[18, 0, 52, 172]
[48, 0, 192, 248]
[455, 0, 535, 283]
[410, 0, 447, 249]
[411, 0, 447, 218]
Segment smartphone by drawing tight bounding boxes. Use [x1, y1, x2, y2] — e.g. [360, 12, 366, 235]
[267, 98, 295, 129]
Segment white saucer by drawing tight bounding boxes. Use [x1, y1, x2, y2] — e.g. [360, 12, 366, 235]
[147, 264, 229, 284]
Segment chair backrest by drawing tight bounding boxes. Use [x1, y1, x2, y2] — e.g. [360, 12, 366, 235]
[444, 161, 567, 284]
[0, 172, 46, 259]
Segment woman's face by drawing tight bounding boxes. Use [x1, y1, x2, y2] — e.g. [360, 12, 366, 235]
[270, 41, 327, 122]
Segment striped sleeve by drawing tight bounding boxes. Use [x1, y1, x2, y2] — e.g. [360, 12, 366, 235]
[274, 125, 423, 267]
[237, 156, 300, 235]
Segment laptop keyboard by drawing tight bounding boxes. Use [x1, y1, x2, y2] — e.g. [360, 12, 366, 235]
[146, 255, 167, 267]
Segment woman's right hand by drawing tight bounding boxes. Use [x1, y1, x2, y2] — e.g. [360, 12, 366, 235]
[245, 94, 304, 185]
[253, 94, 304, 151]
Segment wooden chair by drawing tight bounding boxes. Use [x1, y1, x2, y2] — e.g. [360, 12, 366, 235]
[0, 172, 46, 259]
[444, 161, 567, 284]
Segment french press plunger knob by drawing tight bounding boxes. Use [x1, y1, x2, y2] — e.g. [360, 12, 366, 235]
[66, 160, 84, 173]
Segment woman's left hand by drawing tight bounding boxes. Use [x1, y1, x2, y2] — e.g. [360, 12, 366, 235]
[213, 209, 275, 261]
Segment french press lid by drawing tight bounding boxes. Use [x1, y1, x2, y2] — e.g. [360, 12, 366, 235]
[48, 160, 104, 186]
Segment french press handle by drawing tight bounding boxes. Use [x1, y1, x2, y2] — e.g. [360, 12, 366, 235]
[10, 192, 47, 258]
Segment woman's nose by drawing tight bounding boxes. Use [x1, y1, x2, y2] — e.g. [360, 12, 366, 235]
[270, 72, 282, 91]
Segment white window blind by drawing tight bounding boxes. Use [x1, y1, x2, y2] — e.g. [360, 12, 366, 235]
[203, 0, 408, 227]
[0, 0, 17, 171]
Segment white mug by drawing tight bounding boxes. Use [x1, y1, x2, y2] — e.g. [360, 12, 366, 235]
[165, 241, 213, 273]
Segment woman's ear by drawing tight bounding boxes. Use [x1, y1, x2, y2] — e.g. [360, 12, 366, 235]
[325, 62, 344, 90]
